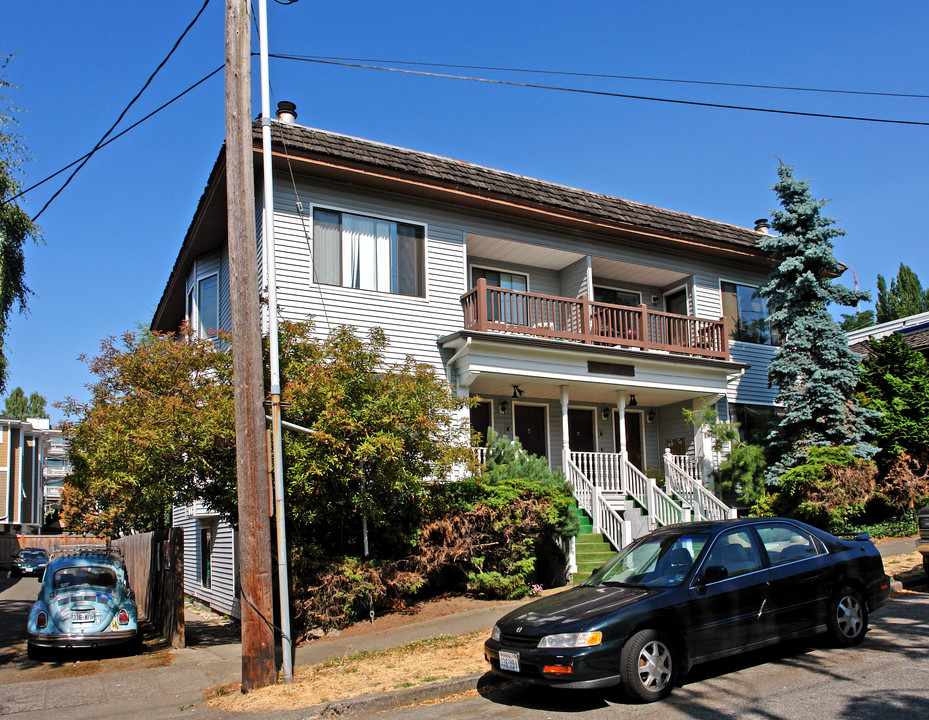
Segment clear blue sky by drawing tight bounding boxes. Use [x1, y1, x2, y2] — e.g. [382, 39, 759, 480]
[3, 1, 928, 423]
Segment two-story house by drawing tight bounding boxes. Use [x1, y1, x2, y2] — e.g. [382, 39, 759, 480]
[152, 104, 779, 615]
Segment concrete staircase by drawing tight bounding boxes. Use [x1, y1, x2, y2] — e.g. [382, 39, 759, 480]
[572, 507, 616, 585]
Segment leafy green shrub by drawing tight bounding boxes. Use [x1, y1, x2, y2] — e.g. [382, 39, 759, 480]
[716, 443, 767, 503]
[841, 510, 918, 539]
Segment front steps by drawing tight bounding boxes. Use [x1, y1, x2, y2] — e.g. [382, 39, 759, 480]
[572, 508, 615, 584]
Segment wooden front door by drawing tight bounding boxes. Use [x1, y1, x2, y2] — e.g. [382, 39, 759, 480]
[567, 408, 596, 453]
[614, 412, 644, 472]
[514, 405, 547, 460]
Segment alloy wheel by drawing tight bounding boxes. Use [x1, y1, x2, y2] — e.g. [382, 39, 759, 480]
[637, 639, 672, 691]
[836, 594, 863, 638]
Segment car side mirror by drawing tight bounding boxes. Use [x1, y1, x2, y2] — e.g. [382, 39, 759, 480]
[697, 565, 728, 585]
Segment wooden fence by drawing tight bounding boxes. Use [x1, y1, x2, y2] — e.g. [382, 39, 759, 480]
[114, 529, 185, 648]
[0, 534, 107, 569]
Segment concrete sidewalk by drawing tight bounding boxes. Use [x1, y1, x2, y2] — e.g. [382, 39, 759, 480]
[0, 601, 522, 719]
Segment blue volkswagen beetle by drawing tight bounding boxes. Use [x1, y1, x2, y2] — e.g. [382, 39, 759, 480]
[27, 545, 138, 658]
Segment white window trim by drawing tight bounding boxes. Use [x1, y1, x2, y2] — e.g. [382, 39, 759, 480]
[663, 283, 691, 315]
[196, 271, 220, 340]
[308, 203, 430, 300]
[468, 263, 531, 293]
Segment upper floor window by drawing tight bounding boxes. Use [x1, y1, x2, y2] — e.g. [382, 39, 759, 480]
[594, 286, 640, 307]
[313, 208, 425, 297]
[187, 273, 219, 339]
[721, 281, 778, 346]
[471, 267, 528, 292]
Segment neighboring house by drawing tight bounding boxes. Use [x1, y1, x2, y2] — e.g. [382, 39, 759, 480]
[847, 310, 929, 358]
[41, 427, 72, 529]
[0, 416, 49, 535]
[152, 105, 780, 615]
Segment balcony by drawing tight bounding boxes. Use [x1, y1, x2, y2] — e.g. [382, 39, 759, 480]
[461, 278, 729, 361]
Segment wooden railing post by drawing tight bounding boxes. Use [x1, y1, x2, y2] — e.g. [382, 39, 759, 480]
[580, 294, 590, 342]
[475, 277, 488, 332]
[719, 315, 729, 358]
[639, 304, 649, 347]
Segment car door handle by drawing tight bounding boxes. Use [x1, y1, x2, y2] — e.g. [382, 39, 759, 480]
[757, 598, 767, 619]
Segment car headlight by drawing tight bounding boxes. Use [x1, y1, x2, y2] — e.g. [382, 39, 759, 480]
[538, 631, 603, 648]
[491, 625, 501, 641]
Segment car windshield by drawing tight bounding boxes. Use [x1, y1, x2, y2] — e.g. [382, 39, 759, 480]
[52, 566, 118, 590]
[21, 550, 47, 560]
[588, 532, 710, 588]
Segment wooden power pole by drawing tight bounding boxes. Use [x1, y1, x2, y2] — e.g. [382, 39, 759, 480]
[225, 0, 276, 690]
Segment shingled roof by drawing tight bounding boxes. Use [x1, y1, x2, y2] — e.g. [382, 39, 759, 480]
[265, 122, 767, 252]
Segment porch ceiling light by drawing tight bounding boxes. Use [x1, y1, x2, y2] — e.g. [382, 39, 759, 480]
[512, 385, 524, 399]
[628, 394, 638, 407]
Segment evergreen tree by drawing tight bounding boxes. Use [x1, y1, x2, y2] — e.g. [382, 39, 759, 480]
[4, 386, 47, 420]
[0, 56, 40, 393]
[757, 164, 877, 481]
[875, 263, 929, 323]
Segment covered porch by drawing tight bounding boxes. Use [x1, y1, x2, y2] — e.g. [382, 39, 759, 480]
[441, 330, 741, 556]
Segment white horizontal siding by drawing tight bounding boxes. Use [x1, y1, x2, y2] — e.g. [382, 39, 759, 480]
[728, 342, 779, 405]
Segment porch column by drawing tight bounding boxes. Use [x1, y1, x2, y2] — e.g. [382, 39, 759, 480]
[560, 385, 570, 470]
[616, 391, 628, 463]
[692, 397, 716, 486]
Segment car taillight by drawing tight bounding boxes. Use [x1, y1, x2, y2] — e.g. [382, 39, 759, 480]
[36, 612, 47, 629]
[118, 609, 130, 626]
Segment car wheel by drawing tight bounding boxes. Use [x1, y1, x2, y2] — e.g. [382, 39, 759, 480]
[826, 586, 868, 646]
[620, 629, 676, 702]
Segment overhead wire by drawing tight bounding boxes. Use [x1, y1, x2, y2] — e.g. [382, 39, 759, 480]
[27, 0, 213, 221]
[276, 54, 929, 101]
[272, 55, 929, 128]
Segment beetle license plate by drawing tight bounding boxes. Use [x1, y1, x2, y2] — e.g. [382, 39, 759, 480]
[72, 610, 94, 623]
[499, 651, 520, 672]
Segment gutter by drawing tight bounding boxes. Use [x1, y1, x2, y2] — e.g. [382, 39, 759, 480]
[444, 337, 472, 389]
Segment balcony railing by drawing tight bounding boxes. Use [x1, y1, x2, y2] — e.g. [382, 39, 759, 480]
[461, 278, 729, 360]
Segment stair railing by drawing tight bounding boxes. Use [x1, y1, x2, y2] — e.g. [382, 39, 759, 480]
[624, 459, 690, 528]
[566, 457, 626, 552]
[663, 449, 737, 521]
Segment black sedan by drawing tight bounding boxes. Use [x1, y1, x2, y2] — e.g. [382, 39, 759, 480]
[11, 548, 49, 577]
[484, 518, 890, 702]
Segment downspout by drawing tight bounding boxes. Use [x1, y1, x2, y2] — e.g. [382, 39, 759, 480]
[444, 338, 472, 388]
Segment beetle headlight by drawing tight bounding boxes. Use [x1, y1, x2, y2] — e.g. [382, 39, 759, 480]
[491, 625, 501, 641]
[538, 631, 603, 648]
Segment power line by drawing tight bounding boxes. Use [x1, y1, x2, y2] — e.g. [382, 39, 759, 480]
[276, 54, 929, 101]
[29, 0, 212, 221]
[7, 66, 223, 205]
[273, 55, 929, 128]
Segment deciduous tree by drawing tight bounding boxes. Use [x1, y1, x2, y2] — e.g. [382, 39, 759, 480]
[0, 56, 41, 392]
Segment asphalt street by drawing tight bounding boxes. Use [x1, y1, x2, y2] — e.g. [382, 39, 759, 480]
[367, 593, 929, 720]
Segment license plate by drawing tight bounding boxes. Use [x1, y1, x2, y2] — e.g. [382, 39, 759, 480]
[499, 650, 520, 672]
[72, 610, 94, 623]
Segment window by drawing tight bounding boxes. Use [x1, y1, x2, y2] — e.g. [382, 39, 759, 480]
[594, 286, 640, 307]
[200, 523, 215, 589]
[730, 403, 780, 445]
[721, 281, 778, 345]
[471, 267, 529, 324]
[313, 208, 425, 297]
[756, 522, 823, 566]
[701, 529, 763, 580]
[197, 275, 218, 338]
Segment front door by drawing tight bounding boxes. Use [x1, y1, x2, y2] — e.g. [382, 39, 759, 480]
[567, 408, 595, 453]
[514, 405, 547, 460]
[470, 401, 492, 446]
[614, 411, 644, 472]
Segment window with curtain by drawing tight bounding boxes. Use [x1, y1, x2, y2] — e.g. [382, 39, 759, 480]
[721, 281, 778, 345]
[313, 208, 425, 297]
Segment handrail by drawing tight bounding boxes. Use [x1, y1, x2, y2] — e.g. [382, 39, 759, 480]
[663, 451, 736, 521]
[461, 278, 729, 360]
[624, 459, 689, 527]
[566, 458, 625, 552]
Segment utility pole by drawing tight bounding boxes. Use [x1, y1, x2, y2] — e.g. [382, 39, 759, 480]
[225, 0, 276, 691]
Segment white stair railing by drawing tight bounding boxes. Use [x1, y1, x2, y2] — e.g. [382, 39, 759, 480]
[565, 457, 626, 552]
[624, 459, 690, 527]
[663, 449, 737, 521]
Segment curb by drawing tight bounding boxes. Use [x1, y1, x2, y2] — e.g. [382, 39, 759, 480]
[267, 672, 510, 719]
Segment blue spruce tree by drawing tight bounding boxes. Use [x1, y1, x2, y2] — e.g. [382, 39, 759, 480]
[757, 164, 877, 480]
